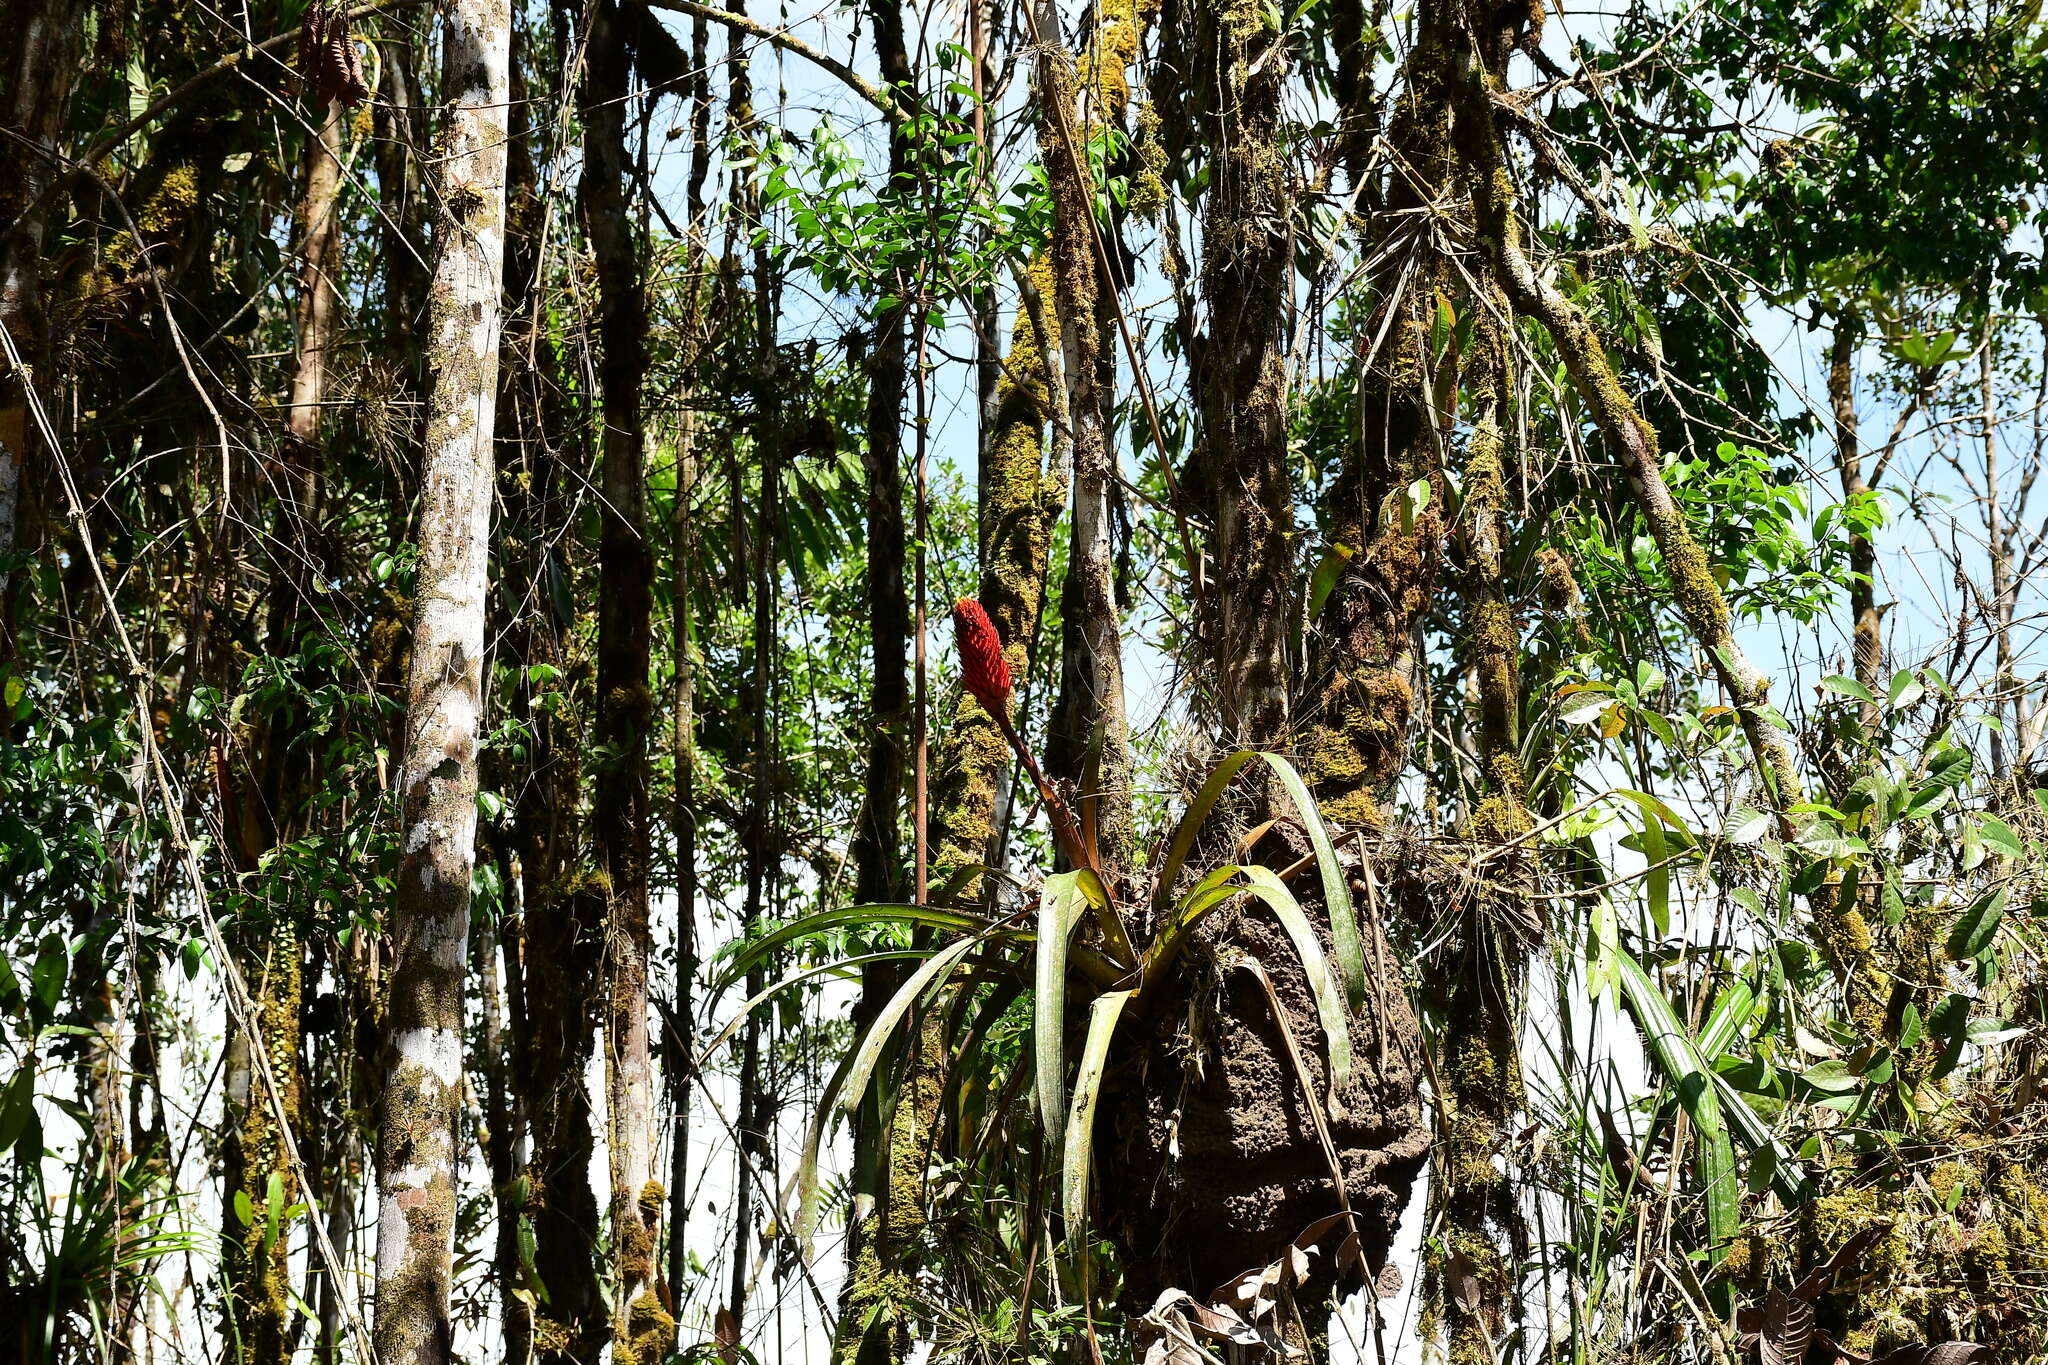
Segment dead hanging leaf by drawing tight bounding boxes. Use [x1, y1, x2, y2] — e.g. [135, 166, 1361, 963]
[1444, 1249, 1486, 1314]
[297, 0, 369, 108]
[713, 1305, 741, 1365]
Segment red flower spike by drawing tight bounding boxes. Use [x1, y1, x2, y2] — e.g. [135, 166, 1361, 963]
[951, 598, 1012, 714]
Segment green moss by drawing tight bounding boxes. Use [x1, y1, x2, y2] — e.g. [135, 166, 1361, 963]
[616, 1291, 676, 1365]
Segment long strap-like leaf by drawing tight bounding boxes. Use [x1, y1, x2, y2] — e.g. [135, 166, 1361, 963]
[1061, 987, 1136, 1238]
[1035, 871, 1090, 1133]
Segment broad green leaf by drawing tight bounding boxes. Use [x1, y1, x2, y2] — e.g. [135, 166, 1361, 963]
[1976, 816, 2023, 859]
[1061, 989, 1135, 1239]
[1800, 1059, 1860, 1093]
[1946, 887, 2006, 960]
[1726, 807, 1772, 845]
[1819, 675, 1876, 704]
[1886, 669, 1923, 710]
[1035, 872, 1090, 1131]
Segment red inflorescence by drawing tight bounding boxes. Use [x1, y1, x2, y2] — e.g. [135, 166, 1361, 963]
[951, 598, 1012, 714]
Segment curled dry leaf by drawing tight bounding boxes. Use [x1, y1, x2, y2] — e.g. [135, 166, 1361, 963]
[296, 0, 369, 108]
[1758, 1287, 1816, 1365]
[1867, 1345, 1989, 1365]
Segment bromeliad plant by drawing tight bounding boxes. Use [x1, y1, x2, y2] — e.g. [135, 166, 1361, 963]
[705, 600, 1387, 1307]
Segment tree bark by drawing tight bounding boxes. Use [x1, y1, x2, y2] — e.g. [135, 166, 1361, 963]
[371, 0, 510, 1352]
[1031, 0, 1136, 881]
[579, 3, 665, 1357]
[1181, 0, 1296, 750]
[666, 3, 713, 1312]
[1827, 318, 1882, 729]
[0, 0, 87, 611]
[836, 0, 917, 1355]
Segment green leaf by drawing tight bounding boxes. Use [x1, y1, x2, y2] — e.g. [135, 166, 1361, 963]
[0, 1068, 34, 1155]
[1946, 887, 2006, 960]
[1151, 750, 1365, 1012]
[1236, 866, 1354, 1106]
[1614, 950, 1740, 1297]
[1726, 807, 1772, 845]
[1886, 669, 1923, 710]
[698, 951, 928, 1068]
[1253, 751, 1364, 1012]
[1799, 1060, 1860, 1094]
[1897, 1001, 1924, 1049]
[1061, 989, 1135, 1240]
[1819, 675, 1876, 704]
[1696, 980, 1755, 1058]
[714, 903, 988, 992]
[1305, 543, 1354, 620]
[1035, 872, 1090, 1131]
[841, 936, 979, 1122]
[1557, 688, 1614, 726]
[1976, 816, 2023, 859]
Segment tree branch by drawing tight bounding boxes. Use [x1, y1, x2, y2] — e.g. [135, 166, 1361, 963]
[636, 0, 904, 123]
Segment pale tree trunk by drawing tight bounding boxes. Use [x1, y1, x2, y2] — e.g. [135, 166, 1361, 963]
[578, 0, 666, 1353]
[371, 0, 510, 1352]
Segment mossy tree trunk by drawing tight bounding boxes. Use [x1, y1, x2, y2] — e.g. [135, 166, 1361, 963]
[835, 0, 918, 1357]
[1180, 0, 1296, 750]
[1300, 11, 1455, 828]
[666, 6, 714, 1311]
[370, 0, 510, 1353]
[1033, 0, 1136, 882]
[578, 3, 669, 1355]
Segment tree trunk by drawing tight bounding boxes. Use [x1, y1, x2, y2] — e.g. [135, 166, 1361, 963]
[1299, 7, 1455, 828]
[1827, 318, 1882, 729]
[371, 0, 510, 1353]
[285, 99, 345, 453]
[579, 4, 665, 1357]
[1031, 0, 1136, 881]
[666, 4, 714, 1311]
[1183, 0, 1295, 750]
[0, 0, 87, 612]
[496, 21, 609, 1360]
[836, 0, 917, 1355]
